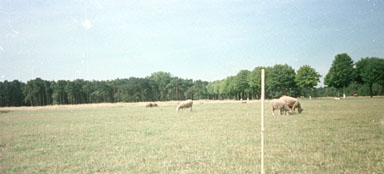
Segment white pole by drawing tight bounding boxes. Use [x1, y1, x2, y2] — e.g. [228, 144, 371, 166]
[261, 69, 265, 174]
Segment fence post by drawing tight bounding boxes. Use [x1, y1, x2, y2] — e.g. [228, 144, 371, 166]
[261, 69, 265, 174]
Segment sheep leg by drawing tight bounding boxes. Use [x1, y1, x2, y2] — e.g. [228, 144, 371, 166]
[292, 102, 297, 112]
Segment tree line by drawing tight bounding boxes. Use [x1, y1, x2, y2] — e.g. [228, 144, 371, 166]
[0, 72, 208, 106]
[1, 54, 383, 107]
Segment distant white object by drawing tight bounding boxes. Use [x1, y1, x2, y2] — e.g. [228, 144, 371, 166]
[334, 97, 340, 100]
[309, 96, 312, 100]
[343, 94, 346, 99]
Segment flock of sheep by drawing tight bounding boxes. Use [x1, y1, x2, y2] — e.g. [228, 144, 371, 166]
[176, 99, 193, 112]
[145, 99, 194, 112]
[146, 96, 304, 115]
[271, 96, 303, 115]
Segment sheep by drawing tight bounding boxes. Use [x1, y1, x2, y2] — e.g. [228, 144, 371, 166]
[145, 103, 158, 108]
[240, 98, 248, 103]
[176, 99, 193, 112]
[271, 99, 291, 116]
[279, 96, 303, 114]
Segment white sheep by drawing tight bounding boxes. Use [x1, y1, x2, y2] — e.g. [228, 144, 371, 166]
[271, 99, 291, 115]
[176, 99, 193, 112]
[279, 96, 303, 114]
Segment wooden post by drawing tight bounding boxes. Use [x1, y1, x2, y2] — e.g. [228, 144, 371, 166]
[261, 69, 265, 174]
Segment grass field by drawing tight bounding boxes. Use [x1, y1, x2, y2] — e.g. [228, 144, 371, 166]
[0, 98, 383, 173]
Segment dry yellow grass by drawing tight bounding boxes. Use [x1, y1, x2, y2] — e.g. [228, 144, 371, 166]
[0, 98, 383, 173]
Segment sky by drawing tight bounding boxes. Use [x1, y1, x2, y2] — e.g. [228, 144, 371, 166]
[1, 0, 384, 85]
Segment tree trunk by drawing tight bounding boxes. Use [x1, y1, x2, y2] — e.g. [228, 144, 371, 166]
[337, 89, 340, 98]
[369, 83, 373, 98]
[309, 88, 312, 100]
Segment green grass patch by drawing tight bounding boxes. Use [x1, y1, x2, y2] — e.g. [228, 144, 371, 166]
[0, 110, 11, 114]
[0, 98, 383, 173]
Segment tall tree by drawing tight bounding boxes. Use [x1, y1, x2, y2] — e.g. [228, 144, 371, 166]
[65, 80, 88, 104]
[248, 66, 265, 99]
[187, 80, 208, 100]
[51, 80, 68, 104]
[355, 57, 384, 97]
[44, 80, 53, 105]
[220, 76, 236, 99]
[234, 70, 251, 100]
[23, 78, 50, 106]
[295, 65, 321, 99]
[0, 80, 25, 107]
[206, 82, 215, 100]
[324, 53, 355, 98]
[147, 72, 172, 101]
[208, 80, 223, 100]
[90, 81, 114, 103]
[269, 64, 296, 97]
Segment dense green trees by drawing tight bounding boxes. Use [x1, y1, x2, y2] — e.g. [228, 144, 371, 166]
[268, 64, 297, 97]
[0, 73, 210, 107]
[324, 55, 384, 98]
[248, 67, 264, 99]
[23, 78, 53, 106]
[1, 54, 383, 107]
[355, 58, 384, 97]
[147, 72, 172, 101]
[234, 70, 251, 100]
[0, 80, 25, 106]
[325, 53, 355, 98]
[295, 65, 321, 98]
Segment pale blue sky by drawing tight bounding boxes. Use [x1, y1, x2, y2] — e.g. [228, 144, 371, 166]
[1, 0, 383, 84]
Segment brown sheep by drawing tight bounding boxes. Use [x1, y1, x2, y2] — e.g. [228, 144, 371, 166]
[145, 103, 158, 108]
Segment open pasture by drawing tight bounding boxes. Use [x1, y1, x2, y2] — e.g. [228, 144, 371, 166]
[0, 98, 383, 173]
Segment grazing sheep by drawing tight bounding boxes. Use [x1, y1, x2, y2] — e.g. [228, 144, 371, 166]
[271, 99, 291, 115]
[145, 103, 158, 108]
[279, 96, 303, 114]
[176, 99, 193, 112]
